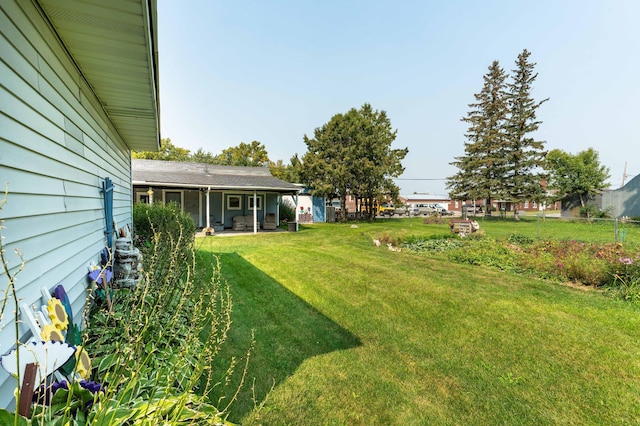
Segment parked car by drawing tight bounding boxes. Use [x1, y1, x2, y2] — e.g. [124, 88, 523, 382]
[407, 206, 420, 216]
[428, 203, 450, 215]
[413, 203, 434, 215]
[463, 204, 483, 214]
[394, 205, 407, 216]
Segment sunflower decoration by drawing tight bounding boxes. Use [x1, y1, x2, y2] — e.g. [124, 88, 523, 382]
[47, 298, 69, 331]
[74, 346, 92, 379]
[40, 323, 65, 342]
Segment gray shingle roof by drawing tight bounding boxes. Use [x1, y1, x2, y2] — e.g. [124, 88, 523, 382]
[132, 159, 300, 193]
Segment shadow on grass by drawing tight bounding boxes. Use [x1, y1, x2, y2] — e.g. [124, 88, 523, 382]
[199, 251, 361, 422]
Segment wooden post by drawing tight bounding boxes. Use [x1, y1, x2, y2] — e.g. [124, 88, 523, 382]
[18, 362, 37, 417]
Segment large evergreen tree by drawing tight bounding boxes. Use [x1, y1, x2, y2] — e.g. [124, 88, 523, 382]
[447, 61, 509, 213]
[503, 49, 549, 219]
[448, 51, 549, 218]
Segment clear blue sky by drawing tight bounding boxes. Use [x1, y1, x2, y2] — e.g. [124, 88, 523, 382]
[158, 0, 639, 197]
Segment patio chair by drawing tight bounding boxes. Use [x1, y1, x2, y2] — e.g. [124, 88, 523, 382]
[263, 213, 277, 230]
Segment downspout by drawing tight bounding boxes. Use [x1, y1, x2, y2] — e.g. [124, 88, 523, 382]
[253, 191, 258, 234]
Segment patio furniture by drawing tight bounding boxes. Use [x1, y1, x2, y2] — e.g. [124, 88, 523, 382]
[263, 213, 277, 230]
[232, 215, 259, 231]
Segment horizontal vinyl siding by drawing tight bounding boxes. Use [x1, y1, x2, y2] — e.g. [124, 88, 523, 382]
[0, 1, 136, 407]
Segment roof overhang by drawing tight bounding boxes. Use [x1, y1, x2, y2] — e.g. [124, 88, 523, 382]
[132, 180, 301, 195]
[35, 0, 160, 151]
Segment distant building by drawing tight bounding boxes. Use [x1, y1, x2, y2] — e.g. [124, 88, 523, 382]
[601, 174, 640, 218]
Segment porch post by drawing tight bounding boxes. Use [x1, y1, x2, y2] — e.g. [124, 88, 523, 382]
[221, 192, 225, 227]
[253, 191, 258, 234]
[294, 193, 299, 231]
[206, 187, 211, 229]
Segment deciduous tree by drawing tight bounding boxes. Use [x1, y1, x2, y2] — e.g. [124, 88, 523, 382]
[269, 155, 303, 183]
[216, 141, 270, 167]
[132, 138, 191, 161]
[546, 148, 610, 211]
[301, 103, 407, 219]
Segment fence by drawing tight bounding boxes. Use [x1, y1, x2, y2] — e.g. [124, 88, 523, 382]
[432, 212, 640, 246]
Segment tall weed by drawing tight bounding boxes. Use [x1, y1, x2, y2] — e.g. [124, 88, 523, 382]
[1, 200, 243, 424]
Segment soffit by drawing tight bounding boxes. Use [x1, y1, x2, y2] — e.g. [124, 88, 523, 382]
[36, 0, 160, 151]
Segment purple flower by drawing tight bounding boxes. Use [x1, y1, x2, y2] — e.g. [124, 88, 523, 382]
[33, 380, 104, 406]
[79, 380, 104, 394]
[33, 380, 68, 405]
[619, 257, 634, 265]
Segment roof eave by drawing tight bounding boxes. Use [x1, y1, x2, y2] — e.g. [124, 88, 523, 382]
[133, 181, 301, 194]
[36, 0, 160, 152]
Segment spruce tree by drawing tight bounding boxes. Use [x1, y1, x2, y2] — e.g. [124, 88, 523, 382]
[503, 49, 549, 219]
[447, 60, 509, 214]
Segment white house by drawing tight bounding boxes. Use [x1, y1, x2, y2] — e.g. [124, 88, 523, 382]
[0, 0, 159, 407]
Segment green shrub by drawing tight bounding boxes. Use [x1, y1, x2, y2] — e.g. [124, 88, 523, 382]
[579, 204, 613, 219]
[0, 197, 241, 423]
[278, 199, 296, 223]
[607, 275, 640, 304]
[447, 238, 519, 271]
[508, 233, 534, 246]
[400, 236, 463, 253]
[80, 218, 240, 424]
[133, 202, 196, 253]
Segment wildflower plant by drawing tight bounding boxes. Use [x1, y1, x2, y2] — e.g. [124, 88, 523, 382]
[0, 196, 244, 424]
[82, 204, 243, 424]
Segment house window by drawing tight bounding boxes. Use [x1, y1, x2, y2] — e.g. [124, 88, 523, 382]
[227, 195, 242, 210]
[248, 195, 262, 210]
[136, 192, 150, 204]
[163, 190, 183, 210]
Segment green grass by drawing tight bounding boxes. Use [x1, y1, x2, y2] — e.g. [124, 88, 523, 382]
[196, 219, 640, 425]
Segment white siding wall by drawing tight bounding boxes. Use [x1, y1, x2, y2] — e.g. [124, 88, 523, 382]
[0, 1, 134, 406]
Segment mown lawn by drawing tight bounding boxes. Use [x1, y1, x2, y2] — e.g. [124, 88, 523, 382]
[196, 218, 640, 425]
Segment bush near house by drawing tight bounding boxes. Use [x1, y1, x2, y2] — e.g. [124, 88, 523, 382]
[1, 202, 240, 424]
[278, 199, 296, 223]
[133, 202, 196, 251]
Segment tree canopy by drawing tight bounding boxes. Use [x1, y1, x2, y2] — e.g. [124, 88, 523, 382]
[216, 141, 270, 167]
[268, 155, 303, 183]
[133, 139, 277, 168]
[300, 103, 407, 219]
[132, 138, 191, 161]
[546, 148, 610, 209]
